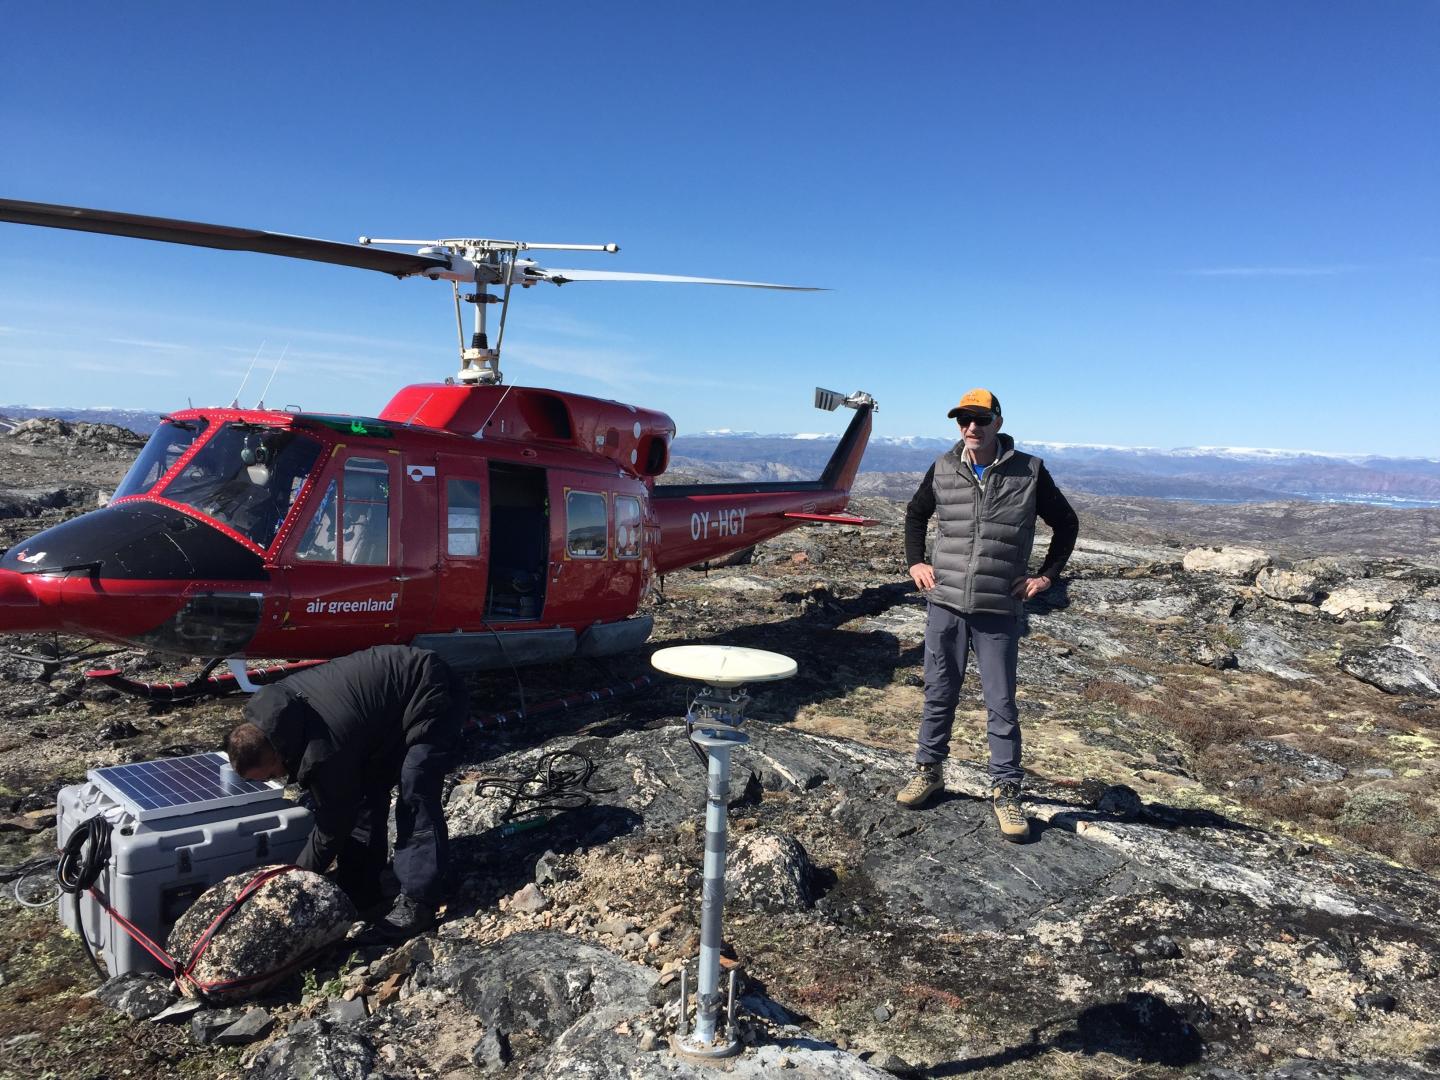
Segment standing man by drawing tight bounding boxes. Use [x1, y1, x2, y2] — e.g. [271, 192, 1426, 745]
[898, 389, 1078, 841]
[225, 644, 467, 938]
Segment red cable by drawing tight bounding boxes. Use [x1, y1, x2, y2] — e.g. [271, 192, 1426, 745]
[88, 864, 306, 995]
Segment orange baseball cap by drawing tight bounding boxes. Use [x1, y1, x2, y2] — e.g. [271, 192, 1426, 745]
[947, 388, 1001, 418]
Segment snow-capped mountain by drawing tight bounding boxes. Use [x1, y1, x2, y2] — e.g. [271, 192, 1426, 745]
[669, 431, 1440, 505]
[7, 405, 1438, 506]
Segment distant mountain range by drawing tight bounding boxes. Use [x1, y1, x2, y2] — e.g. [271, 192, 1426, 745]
[671, 431, 1440, 506]
[4, 405, 1438, 506]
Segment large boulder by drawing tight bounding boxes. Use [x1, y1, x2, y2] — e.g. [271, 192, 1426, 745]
[1338, 645, 1440, 697]
[1392, 599, 1440, 663]
[1255, 566, 1322, 604]
[417, 931, 657, 1044]
[248, 1018, 383, 1080]
[167, 866, 356, 1001]
[725, 830, 815, 912]
[1183, 546, 1271, 578]
[411, 932, 896, 1078]
[1320, 580, 1412, 620]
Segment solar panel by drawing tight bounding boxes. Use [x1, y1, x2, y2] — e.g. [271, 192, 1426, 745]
[89, 752, 286, 822]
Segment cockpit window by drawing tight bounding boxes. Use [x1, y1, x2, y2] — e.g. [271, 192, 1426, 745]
[113, 419, 209, 500]
[160, 423, 323, 549]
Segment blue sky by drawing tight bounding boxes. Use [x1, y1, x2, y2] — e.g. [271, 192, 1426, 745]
[2, 3, 1437, 453]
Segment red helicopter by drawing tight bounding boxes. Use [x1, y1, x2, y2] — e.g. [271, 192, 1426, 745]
[0, 199, 875, 694]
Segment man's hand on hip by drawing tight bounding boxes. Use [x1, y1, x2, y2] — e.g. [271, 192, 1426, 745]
[1012, 575, 1053, 600]
[909, 563, 936, 591]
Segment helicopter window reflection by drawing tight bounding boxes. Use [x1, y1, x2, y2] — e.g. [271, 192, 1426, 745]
[566, 490, 608, 559]
[341, 458, 391, 565]
[113, 419, 210, 500]
[446, 479, 481, 557]
[160, 423, 322, 549]
[615, 495, 642, 559]
[296, 480, 339, 561]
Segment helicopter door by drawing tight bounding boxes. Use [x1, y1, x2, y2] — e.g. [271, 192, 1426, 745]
[281, 452, 407, 653]
[432, 455, 488, 631]
[486, 463, 549, 623]
[547, 476, 629, 620]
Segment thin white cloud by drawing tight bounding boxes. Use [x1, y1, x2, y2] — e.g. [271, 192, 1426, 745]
[71, 359, 181, 378]
[1186, 264, 1364, 278]
[105, 336, 196, 351]
[518, 303, 636, 343]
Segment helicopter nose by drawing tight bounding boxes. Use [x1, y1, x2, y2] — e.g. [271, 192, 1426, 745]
[0, 568, 47, 632]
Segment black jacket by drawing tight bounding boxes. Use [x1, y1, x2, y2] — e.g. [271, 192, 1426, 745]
[244, 645, 465, 871]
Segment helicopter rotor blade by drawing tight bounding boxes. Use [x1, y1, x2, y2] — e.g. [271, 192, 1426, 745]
[525, 267, 823, 290]
[0, 198, 451, 279]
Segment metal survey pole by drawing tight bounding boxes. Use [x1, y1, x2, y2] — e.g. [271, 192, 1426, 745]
[651, 645, 797, 1061]
[692, 721, 743, 1048]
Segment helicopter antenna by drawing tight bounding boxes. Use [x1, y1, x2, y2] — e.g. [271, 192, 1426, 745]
[403, 391, 435, 427]
[230, 341, 265, 408]
[256, 343, 288, 409]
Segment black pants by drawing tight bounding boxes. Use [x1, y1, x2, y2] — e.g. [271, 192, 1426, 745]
[334, 671, 465, 906]
[335, 741, 452, 906]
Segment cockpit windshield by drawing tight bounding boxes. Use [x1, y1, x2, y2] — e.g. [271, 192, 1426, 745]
[159, 423, 324, 549]
[113, 419, 210, 500]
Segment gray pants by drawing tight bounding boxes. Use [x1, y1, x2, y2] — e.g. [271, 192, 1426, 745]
[916, 603, 1023, 784]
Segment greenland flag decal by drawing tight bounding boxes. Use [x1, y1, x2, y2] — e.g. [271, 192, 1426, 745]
[407, 465, 436, 482]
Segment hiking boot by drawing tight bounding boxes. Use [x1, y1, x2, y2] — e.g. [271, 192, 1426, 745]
[897, 762, 943, 809]
[992, 782, 1030, 842]
[378, 893, 437, 941]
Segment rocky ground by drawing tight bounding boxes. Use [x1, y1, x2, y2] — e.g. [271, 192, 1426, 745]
[1, 420, 1439, 1079]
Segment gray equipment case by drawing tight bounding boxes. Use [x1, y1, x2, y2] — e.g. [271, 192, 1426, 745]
[56, 778, 312, 976]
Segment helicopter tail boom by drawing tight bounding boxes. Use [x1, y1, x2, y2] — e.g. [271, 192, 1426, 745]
[650, 392, 874, 574]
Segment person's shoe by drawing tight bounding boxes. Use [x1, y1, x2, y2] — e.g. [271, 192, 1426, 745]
[897, 762, 943, 809]
[378, 893, 437, 941]
[992, 782, 1030, 842]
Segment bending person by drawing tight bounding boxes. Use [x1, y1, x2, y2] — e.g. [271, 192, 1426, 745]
[225, 644, 467, 939]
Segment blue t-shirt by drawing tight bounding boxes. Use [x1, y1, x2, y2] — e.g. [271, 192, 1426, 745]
[971, 462, 987, 483]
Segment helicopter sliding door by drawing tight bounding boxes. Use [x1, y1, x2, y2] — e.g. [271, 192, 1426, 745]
[485, 463, 549, 623]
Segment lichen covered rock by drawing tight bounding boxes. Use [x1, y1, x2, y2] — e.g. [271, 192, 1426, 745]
[725, 830, 815, 912]
[248, 1018, 381, 1080]
[1338, 645, 1440, 697]
[1320, 579, 1411, 620]
[1182, 545, 1271, 578]
[1255, 566, 1322, 603]
[166, 866, 355, 1000]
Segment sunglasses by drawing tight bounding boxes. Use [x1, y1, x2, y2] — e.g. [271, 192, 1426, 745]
[955, 413, 995, 428]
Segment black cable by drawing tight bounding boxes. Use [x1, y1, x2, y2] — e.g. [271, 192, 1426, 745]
[470, 749, 613, 824]
[685, 691, 710, 769]
[480, 618, 527, 720]
[56, 814, 113, 981]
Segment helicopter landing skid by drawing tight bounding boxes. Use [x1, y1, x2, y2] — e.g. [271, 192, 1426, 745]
[2, 637, 126, 682]
[85, 659, 328, 701]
